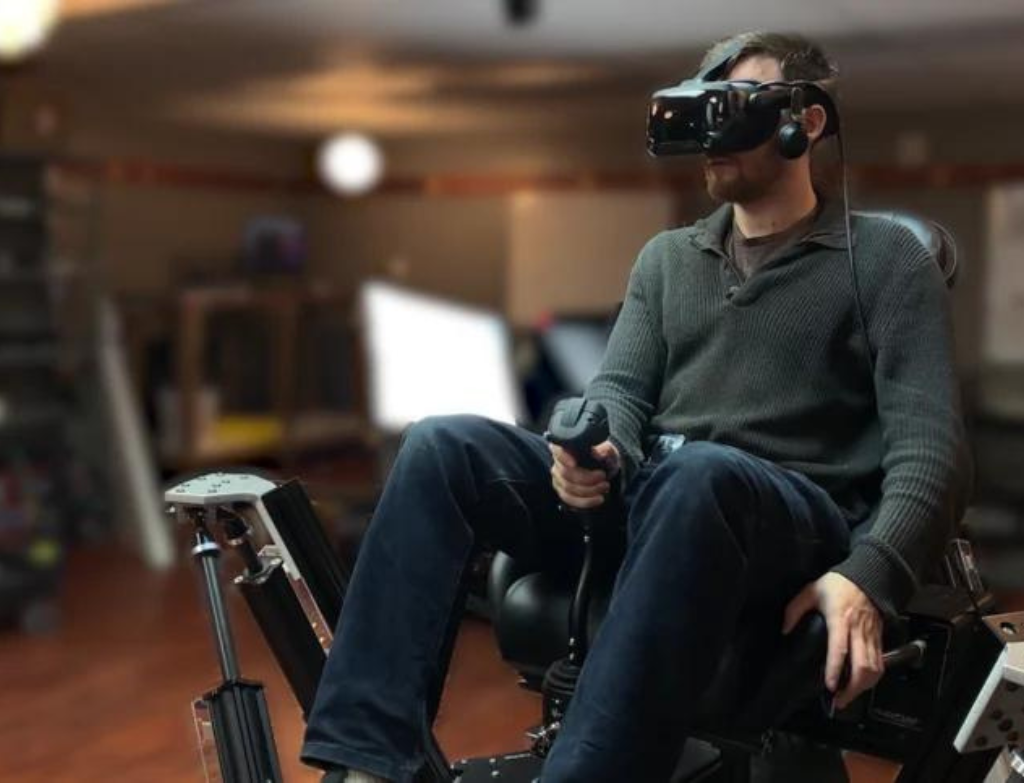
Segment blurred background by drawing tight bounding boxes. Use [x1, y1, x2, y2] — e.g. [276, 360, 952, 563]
[0, 1, 1023, 781]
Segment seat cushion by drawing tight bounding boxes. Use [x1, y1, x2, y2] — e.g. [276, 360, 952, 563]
[492, 570, 613, 684]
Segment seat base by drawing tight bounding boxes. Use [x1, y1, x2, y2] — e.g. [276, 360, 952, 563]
[453, 751, 540, 782]
[450, 739, 722, 782]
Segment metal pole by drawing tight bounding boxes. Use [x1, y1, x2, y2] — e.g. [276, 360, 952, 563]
[192, 520, 241, 682]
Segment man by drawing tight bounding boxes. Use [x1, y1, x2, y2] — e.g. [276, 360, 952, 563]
[302, 31, 970, 783]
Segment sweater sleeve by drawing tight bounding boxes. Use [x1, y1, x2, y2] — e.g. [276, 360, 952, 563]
[831, 230, 972, 619]
[586, 242, 667, 486]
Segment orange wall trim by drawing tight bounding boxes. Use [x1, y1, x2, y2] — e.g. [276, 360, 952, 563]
[53, 155, 1024, 196]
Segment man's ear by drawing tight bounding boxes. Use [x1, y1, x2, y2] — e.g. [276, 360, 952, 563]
[804, 104, 829, 144]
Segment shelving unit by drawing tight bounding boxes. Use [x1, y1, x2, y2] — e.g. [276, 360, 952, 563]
[0, 155, 103, 631]
[116, 280, 378, 570]
[158, 281, 370, 472]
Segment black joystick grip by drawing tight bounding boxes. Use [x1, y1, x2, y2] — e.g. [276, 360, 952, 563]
[545, 397, 610, 471]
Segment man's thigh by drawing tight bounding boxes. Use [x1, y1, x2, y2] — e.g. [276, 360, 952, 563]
[630, 441, 855, 732]
[624, 440, 852, 604]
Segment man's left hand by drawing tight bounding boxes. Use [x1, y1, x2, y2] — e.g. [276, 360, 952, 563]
[782, 572, 884, 710]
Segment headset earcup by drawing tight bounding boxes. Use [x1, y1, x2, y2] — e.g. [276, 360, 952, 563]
[778, 122, 809, 159]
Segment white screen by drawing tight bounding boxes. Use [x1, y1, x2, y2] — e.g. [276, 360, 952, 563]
[360, 281, 523, 433]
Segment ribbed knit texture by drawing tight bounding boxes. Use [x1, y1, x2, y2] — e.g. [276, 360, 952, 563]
[587, 201, 971, 618]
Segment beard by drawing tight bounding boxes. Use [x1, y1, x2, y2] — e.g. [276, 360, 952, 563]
[704, 142, 786, 204]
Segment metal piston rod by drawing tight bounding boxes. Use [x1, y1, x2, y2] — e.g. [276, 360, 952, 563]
[187, 509, 283, 783]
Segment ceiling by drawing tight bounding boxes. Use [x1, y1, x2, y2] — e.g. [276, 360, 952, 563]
[21, 0, 1024, 140]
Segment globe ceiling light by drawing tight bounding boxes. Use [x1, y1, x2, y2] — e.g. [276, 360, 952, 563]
[317, 133, 384, 197]
[0, 0, 60, 63]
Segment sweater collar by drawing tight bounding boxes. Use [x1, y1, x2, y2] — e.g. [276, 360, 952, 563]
[691, 198, 852, 255]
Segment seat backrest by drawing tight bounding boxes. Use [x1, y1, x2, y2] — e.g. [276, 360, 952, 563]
[854, 210, 958, 289]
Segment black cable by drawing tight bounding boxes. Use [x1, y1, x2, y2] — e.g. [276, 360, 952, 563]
[836, 127, 876, 379]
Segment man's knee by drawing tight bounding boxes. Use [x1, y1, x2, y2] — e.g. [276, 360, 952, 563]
[402, 414, 493, 454]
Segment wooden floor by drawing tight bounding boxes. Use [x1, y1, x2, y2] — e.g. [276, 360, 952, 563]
[0, 546, 899, 782]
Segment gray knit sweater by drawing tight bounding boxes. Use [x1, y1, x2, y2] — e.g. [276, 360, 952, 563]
[587, 200, 971, 618]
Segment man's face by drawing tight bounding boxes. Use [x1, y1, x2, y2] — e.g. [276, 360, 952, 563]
[703, 55, 787, 205]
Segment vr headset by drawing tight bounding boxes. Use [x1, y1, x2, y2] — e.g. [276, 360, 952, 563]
[647, 43, 839, 159]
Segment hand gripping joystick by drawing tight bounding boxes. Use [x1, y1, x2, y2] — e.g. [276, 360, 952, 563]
[545, 397, 610, 472]
[544, 397, 619, 535]
[533, 397, 620, 756]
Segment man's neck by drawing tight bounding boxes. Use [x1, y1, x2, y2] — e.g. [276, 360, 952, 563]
[733, 179, 818, 239]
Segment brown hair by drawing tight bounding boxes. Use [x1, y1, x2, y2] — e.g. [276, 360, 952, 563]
[701, 31, 838, 83]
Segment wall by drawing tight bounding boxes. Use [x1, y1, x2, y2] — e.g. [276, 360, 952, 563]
[305, 194, 509, 309]
[64, 116, 313, 296]
[94, 183, 305, 294]
[506, 190, 672, 326]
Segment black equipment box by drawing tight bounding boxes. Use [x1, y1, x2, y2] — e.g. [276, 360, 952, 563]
[787, 585, 1002, 779]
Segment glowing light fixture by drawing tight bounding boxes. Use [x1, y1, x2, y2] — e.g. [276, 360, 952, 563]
[0, 0, 60, 63]
[317, 133, 384, 197]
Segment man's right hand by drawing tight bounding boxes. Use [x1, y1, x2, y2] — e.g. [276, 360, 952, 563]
[549, 440, 620, 509]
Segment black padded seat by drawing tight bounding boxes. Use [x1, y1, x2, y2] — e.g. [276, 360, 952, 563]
[854, 210, 958, 288]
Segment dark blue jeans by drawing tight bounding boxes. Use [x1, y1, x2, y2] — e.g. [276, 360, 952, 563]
[301, 415, 851, 782]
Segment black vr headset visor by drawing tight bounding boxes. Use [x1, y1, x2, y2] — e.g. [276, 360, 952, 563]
[646, 67, 838, 157]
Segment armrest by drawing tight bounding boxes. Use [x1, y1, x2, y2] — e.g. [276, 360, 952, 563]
[732, 612, 925, 732]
